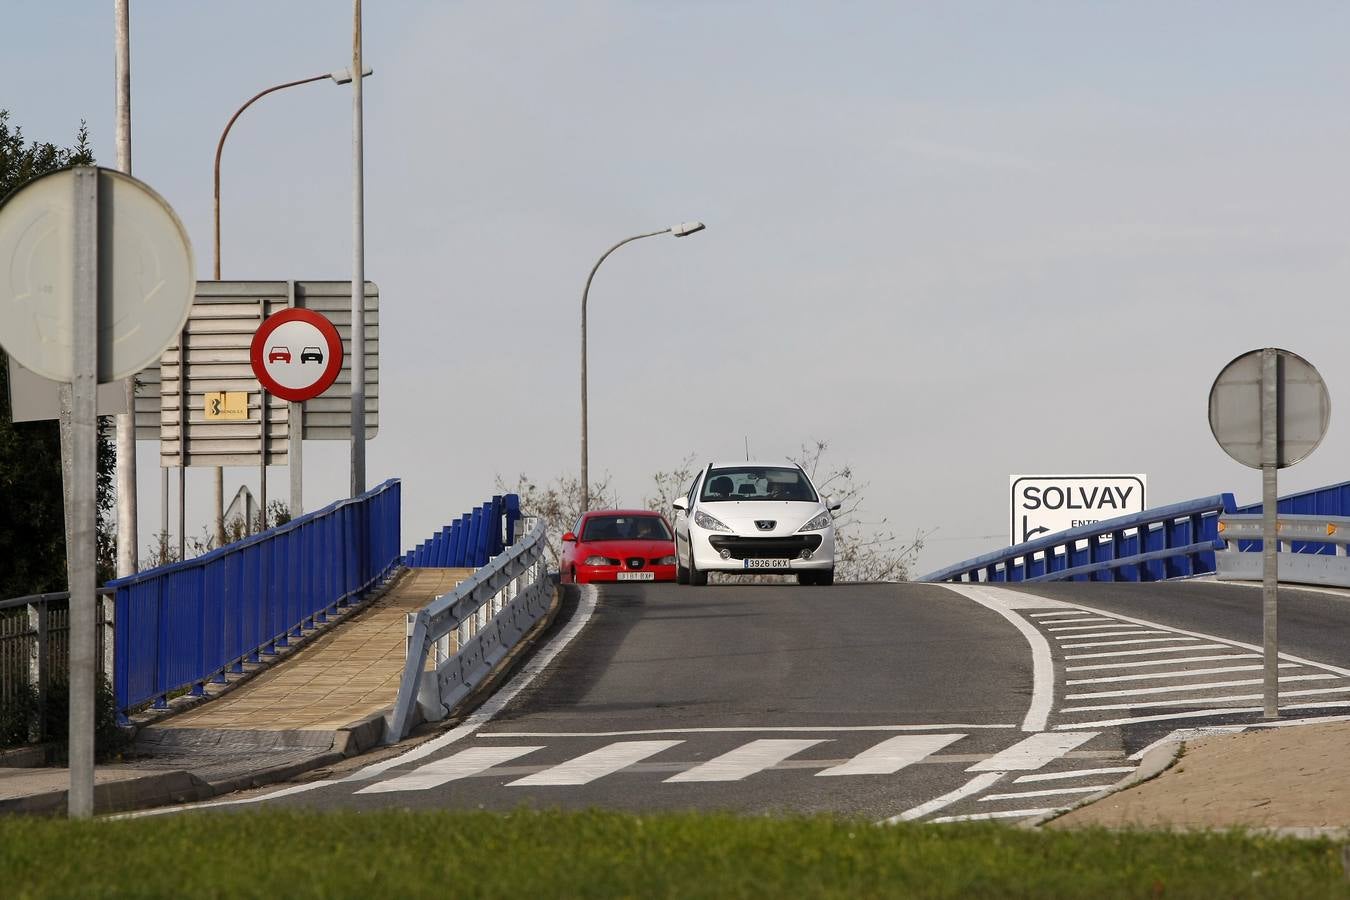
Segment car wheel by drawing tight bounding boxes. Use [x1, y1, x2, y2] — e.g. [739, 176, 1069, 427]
[797, 572, 815, 586]
[689, 550, 708, 586]
[676, 546, 690, 585]
[817, 569, 834, 586]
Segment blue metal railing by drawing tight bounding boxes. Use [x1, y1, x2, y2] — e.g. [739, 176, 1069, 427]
[920, 493, 1236, 584]
[1231, 479, 1350, 555]
[108, 479, 401, 717]
[404, 494, 520, 568]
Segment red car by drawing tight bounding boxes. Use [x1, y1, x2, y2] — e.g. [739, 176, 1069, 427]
[268, 346, 291, 363]
[561, 510, 678, 584]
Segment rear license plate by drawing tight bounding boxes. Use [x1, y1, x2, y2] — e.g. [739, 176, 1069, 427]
[616, 571, 655, 581]
[744, 558, 790, 569]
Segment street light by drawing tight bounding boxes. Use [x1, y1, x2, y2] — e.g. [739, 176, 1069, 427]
[580, 222, 706, 511]
[199, 65, 373, 548]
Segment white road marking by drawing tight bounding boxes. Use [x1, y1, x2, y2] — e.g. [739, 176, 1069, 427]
[939, 584, 1055, 731]
[1066, 653, 1260, 672]
[1066, 673, 1336, 700]
[1028, 611, 1091, 618]
[967, 732, 1098, 772]
[1014, 767, 1134, 783]
[1066, 663, 1298, 685]
[1066, 643, 1229, 660]
[1059, 707, 1264, 729]
[980, 785, 1115, 801]
[816, 734, 964, 777]
[1062, 685, 1350, 713]
[478, 723, 1014, 738]
[509, 740, 681, 786]
[929, 808, 1056, 823]
[887, 772, 1005, 822]
[1054, 629, 1168, 640]
[1061, 637, 1198, 649]
[1046, 622, 1141, 632]
[355, 746, 543, 794]
[665, 739, 823, 783]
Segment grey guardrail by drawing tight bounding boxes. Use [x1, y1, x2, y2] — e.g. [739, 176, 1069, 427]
[386, 518, 550, 743]
[1216, 514, 1350, 588]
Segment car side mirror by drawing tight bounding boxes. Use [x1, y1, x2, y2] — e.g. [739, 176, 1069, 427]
[671, 497, 688, 512]
[826, 496, 842, 512]
[562, 531, 576, 542]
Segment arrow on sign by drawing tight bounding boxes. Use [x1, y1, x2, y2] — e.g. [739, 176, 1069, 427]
[1022, 517, 1050, 543]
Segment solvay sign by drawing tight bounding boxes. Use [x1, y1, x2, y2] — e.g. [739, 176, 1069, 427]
[1010, 475, 1147, 545]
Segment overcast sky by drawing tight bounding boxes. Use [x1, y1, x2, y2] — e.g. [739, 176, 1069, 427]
[7, 2, 1350, 575]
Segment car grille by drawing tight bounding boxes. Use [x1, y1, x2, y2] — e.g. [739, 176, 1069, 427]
[707, 535, 823, 559]
[626, 558, 645, 570]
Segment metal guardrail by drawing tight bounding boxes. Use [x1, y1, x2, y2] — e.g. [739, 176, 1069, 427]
[920, 493, 1235, 584]
[107, 479, 402, 718]
[387, 518, 549, 743]
[1217, 514, 1350, 587]
[404, 494, 521, 568]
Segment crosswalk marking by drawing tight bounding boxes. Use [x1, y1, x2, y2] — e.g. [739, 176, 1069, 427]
[980, 785, 1114, 801]
[1053, 629, 1167, 640]
[1066, 663, 1298, 685]
[1063, 685, 1350, 713]
[816, 733, 964, 777]
[929, 808, 1055, 823]
[890, 772, 1004, 822]
[1061, 637, 1197, 649]
[1066, 673, 1336, 701]
[966, 731, 1098, 772]
[1066, 653, 1260, 672]
[508, 740, 681, 787]
[355, 746, 543, 794]
[1066, 643, 1229, 660]
[1028, 611, 1092, 618]
[1046, 623, 1141, 632]
[665, 739, 823, 783]
[1014, 766, 1133, 783]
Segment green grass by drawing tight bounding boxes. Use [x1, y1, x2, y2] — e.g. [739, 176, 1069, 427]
[2, 809, 1347, 899]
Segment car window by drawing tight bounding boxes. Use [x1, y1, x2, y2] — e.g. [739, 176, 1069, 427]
[581, 515, 672, 541]
[699, 466, 817, 502]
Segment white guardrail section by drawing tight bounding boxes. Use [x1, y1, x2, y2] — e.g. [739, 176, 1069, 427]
[1216, 514, 1350, 588]
[386, 518, 550, 742]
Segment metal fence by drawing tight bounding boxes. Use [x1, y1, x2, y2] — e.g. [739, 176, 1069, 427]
[107, 479, 402, 718]
[404, 494, 520, 567]
[1217, 514, 1350, 587]
[920, 494, 1235, 583]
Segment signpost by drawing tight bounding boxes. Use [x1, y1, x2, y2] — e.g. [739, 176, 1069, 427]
[0, 167, 194, 817]
[1209, 348, 1330, 719]
[1009, 475, 1146, 545]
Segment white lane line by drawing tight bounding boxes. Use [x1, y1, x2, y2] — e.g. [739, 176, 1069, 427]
[1061, 637, 1198, 649]
[980, 785, 1116, 801]
[930, 808, 1056, 823]
[887, 772, 1005, 822]
[1053, 631, 1171, 644]
[478, 724, 1014, 737]
[1066, 643, 1229, 660]
[816, 734, 965, 777]
[1062, 685, 1350, 713]
[355, 746, 543, 794]
[1067, 653, 1260, 672]
[1051, 602, 1350, 678]
[967, 732, 1098, 772]
[1046, 623, 1140, 632]
[1029, 611, 1091, 618]
[1015, 767, 1134, 783]
[509, 740, 681, 787]
[939, 584, 1055, 731]
[110, 583, 604, 817]
[665, 739, 823, 783]
[1066, 674, 1337, 700]
[1066, 663, 1299, 685]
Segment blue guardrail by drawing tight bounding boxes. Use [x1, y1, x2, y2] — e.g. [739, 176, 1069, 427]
[108, 479, 402, 718]
[404, 494, 520, 568]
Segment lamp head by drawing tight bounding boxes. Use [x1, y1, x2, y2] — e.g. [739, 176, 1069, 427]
[330, 65, 375, 85]
[671, 221, 706, 237]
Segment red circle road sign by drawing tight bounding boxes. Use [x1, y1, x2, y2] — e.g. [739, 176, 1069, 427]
[249, 308, 344, 402]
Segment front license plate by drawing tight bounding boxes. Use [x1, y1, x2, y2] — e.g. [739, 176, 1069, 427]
[616, 571, 655, 581]
[744, 558, 791, 569]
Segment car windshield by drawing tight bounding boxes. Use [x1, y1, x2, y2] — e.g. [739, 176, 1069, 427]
[700, 466, 817, 502]
[581, 515, 672, 542]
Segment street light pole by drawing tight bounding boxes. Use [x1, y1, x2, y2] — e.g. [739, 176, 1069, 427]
[580, 222, 706, 511]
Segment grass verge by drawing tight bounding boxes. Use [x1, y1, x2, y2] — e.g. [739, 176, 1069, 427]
[2, 809, 1347, 899]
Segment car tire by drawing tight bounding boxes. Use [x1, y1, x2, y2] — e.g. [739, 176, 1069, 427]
[817, 568, 834, 586]
[797, 572, 815, 586]
[676, 546, 690, 585]
[689, 550, 708, 586]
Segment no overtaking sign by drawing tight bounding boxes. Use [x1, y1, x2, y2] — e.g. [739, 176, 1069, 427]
[250, 307, 343, 402]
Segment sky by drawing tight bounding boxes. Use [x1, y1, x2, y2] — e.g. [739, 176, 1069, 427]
[6, 2, 1350, 576]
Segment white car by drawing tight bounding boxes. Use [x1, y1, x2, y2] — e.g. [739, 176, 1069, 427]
[671, 461, 840, 586]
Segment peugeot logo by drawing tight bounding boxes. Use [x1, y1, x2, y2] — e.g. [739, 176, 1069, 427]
[755, 520, 776, 531]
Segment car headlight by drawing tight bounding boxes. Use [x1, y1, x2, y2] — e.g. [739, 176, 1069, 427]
[797, 511, 833, 532]
[584, 555, 617, 566]
[656, 555, 677, 566]
[694, 510, 731, 532]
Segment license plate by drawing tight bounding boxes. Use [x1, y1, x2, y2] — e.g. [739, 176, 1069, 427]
[616, 571, 655, 581]
[744, 558, 790, 569]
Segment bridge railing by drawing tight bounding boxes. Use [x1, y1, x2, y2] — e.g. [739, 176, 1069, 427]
[1217, 514, 1350, 587]
[920, 493, 1235, 584]
[107, 479, 402, 718]
[404, 494, 521, 568]
[388, 517, 549, 742]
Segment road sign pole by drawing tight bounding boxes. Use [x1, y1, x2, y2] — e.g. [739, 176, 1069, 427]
[1260, 348, 1280, 719]
[67, 168, 100, 818]
[349, 0, 367, 498]
[290, 401, 303, 517]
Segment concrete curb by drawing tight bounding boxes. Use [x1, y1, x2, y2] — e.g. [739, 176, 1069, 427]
[1020, 740, 1184, 829]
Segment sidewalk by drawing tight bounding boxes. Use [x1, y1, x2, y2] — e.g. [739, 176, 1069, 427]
[0, 567, 473, 816]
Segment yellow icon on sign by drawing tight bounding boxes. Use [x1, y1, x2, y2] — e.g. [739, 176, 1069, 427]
[204, 391, 248, 421]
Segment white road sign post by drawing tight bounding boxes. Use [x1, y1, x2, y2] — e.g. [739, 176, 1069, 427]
[0, 167, 194, 817]
[1209, 348, 1330, 720]
[1009, 475, 1147, 545]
